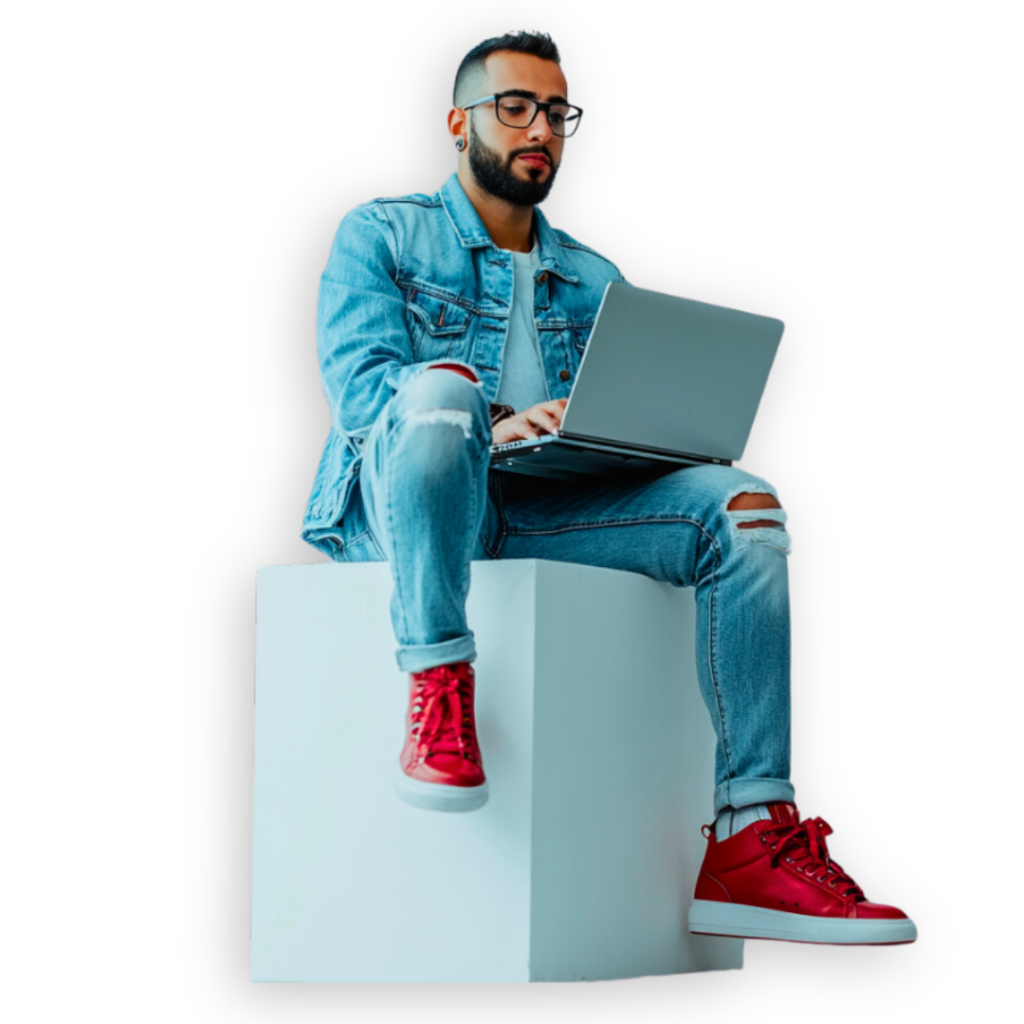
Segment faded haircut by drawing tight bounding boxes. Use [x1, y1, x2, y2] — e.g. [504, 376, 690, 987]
[453, 30, 561, 107]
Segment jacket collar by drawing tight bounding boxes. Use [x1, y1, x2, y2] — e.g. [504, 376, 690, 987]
[439, 172, 580, 284]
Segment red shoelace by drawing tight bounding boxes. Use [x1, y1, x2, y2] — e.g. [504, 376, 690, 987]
[763, 816, 866, 901]
[409, 664, 481, 764]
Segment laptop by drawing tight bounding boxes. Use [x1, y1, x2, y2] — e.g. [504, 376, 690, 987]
[490, 282, 784, 481]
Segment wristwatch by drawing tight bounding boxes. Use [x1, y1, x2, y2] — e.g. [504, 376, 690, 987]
[489, 403, 516, 427]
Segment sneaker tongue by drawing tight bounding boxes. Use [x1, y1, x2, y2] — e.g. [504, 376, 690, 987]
[766, 802, 800, 826]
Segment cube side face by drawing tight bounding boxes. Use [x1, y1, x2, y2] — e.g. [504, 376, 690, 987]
[526, 561, 743, 981]
[250, 559, 740, 982]
[251, 562, 539, 982]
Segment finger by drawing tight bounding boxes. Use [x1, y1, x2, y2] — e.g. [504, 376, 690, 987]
[527, 411, 561, 434]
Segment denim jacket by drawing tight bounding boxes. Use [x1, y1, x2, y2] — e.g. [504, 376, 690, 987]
[302, 171, 626, 560]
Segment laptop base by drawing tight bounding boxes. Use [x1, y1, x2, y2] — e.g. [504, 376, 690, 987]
[490, 435, 730, 482]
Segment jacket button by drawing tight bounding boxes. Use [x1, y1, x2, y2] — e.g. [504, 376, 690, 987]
[538, 271, 549, 284]
[559, 369, 570, 381]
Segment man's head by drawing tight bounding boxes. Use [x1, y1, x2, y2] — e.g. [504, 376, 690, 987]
[450, 31, 571, 207]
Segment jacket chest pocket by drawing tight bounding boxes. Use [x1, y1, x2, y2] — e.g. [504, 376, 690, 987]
[405, 290, 473, 360]
[572, 321, 595, 353]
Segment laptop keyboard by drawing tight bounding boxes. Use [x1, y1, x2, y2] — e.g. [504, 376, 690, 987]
[491, 436, 555, 452]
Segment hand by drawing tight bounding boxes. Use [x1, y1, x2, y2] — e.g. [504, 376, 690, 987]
[492, 399, 568, 445]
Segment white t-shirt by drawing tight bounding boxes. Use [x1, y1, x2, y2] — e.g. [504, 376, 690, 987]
[495, 239, 550, 413]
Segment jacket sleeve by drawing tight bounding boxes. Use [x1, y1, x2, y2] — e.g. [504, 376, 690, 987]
[317, 201, 477, 440]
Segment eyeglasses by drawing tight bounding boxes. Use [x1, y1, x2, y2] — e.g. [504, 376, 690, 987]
[461, 92, 584, 138]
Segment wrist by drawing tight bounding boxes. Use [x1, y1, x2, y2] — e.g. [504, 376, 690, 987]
[489, 403, 516, 427]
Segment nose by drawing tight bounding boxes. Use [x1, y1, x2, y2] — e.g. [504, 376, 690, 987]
[526, 111, 554, 144]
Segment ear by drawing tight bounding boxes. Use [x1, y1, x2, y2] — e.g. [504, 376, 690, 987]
[447, 106, 468, 149]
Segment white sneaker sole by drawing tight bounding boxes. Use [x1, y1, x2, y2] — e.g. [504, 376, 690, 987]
[393, 762, 489, 812]
[688, 899, 917, 945]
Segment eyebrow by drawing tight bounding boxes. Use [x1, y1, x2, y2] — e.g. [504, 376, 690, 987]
[500, 88, 570, 104]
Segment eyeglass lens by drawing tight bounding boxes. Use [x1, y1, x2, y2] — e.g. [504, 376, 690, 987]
[496, 97, 581, 137]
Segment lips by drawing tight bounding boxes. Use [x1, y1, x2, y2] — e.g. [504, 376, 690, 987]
[517, 154, 549, 168]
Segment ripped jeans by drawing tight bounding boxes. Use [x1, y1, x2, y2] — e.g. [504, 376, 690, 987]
[350, 367, 795, 815]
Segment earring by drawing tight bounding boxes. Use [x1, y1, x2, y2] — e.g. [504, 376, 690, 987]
[456, 137, 466, 151]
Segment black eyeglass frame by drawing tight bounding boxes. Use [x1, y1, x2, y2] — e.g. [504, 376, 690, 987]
[460, 92, 584, 137]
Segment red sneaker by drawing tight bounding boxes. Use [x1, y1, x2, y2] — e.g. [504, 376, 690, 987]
[394, 660, 488, 812]
[688, 803, 917, 944]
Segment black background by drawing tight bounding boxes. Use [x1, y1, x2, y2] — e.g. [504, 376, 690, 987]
[251, 22, 933, 983]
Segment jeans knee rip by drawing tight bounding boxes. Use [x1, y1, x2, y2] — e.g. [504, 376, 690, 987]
[723, 481, 778, 504]
[404, 408, 474, 440]
[726, 507, 791, 553]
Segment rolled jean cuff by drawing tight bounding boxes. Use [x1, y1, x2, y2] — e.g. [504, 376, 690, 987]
[714, 777, 796, 817]
[395, 632, 477, 674]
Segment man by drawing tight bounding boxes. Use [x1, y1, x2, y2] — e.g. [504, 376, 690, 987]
[302, 31, 916, 946]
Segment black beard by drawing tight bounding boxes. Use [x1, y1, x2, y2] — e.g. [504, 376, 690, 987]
[468, 122, 558, 207]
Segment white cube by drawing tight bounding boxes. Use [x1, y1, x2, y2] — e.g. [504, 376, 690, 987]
[251, 559, 743, 982]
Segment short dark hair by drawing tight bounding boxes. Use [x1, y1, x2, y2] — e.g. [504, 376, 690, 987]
[453, 30, 561, 107]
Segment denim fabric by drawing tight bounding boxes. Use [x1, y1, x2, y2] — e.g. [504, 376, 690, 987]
[302, 172, 623, 558]
[302, 173, 794, 814]
[349, 368, 795, 816]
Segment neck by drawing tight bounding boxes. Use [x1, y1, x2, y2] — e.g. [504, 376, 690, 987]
[457, 165, 535, 253]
